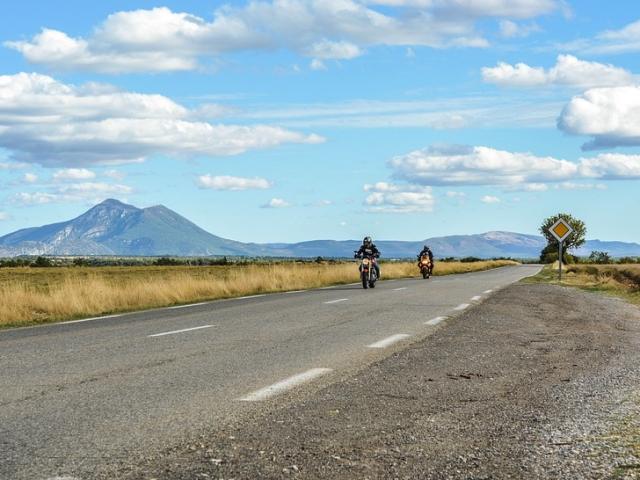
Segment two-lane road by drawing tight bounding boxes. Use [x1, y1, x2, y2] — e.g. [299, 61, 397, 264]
[0, 265, 540, 480]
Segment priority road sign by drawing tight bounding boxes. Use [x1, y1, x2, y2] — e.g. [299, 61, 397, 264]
[549, 218, 573, 242]
[548, 218, 574, 282]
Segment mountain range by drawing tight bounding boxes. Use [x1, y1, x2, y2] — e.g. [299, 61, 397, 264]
[1, 199, 639, 259]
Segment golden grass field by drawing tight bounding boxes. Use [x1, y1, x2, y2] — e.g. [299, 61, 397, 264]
[527, 263, 640, 305]
[0, 260, 516, 328]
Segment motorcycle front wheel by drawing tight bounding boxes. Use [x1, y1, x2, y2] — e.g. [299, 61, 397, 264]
[361, 273, 368, 289]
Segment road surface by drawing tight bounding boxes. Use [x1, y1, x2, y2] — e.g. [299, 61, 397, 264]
[0, 265, 540, 480]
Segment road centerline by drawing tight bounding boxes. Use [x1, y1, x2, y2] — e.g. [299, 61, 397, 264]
[324, 298, 349, 304]
[392, 287, 408, 291]
[239, 368, 332, 402]
[148, 325, 213, 338]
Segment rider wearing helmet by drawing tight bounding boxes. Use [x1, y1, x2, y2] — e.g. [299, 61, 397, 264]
[417, 244, 434, 272]
[355, 236, 381, 279]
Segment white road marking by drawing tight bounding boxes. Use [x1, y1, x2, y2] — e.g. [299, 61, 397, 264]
[483, 289, 493, 294]
[239, 368, 332, 401]
[320, 286, 337, 289]
[168, 302, 209, 310]
[368, 334, 411, 349]
[324, 298, 349, 304]
[426, 316, 447, 326]
[471, 295, 482, 301]
[393, 287, 408, 291]
[148, 325, 213, 338]
[284, 289, 308, 294]
[233, 294, 267, 300]
[453, 303, 470, 311]
[62, 314, 123, 325]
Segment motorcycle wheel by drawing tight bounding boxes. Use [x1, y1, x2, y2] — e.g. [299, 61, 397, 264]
[422, 270, 428, 279]
[362, 273, 368, 289]
[369, 280, 376, 288]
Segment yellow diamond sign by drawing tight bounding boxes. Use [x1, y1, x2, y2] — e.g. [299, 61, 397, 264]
[549, 218, 573, 242]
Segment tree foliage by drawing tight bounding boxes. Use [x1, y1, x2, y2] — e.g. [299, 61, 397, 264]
[539, 213, 586, 250]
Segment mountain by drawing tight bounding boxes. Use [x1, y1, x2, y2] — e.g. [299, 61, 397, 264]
[1, 199, 639, 259]
[0, 199, 254, 257]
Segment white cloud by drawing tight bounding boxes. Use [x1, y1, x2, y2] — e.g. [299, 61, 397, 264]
[0, 73, 323, 167]
[364, 182, 434, 213]
[0, 212, 10, 221]
[103, 169, 125, 181]
[481, 195, 500, 203]
[558, 86, 640, 149]
[556, 182, 606, 190]
[499, 20, 541, 38]
[0, 161, 28, 170]
[5, 2, 562, 73]
[53, 168, 96, 182]
[23, 173, 38, 183]
[196, 175, 272, 190]
[13, 182, 133, 205]
[482, 55, 635, 88]
[261, 198, 291, 208]
[311, 199, 333, 207]
[590, 19, 640, 55]
[389, 144, 640, 186]
[310, 59, 327, 71]
[446, 191, 466, 197]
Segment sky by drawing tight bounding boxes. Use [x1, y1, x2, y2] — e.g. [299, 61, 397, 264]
[0, 0, 639, 243]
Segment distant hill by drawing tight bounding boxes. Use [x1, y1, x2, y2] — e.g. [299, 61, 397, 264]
[1, 199, 639, 259]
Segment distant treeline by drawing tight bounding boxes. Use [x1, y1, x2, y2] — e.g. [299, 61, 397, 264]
[0, 255, 524, 268]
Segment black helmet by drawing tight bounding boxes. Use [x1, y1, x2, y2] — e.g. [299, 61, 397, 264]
[363, 236, 372, 245]
[424, 244, 429, 250]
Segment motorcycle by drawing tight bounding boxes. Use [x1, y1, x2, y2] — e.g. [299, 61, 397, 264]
[418, 255, 432, 279]
[354, 251, 378, 289]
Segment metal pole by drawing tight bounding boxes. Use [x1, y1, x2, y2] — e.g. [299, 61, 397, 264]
[558, 241, 563, 282]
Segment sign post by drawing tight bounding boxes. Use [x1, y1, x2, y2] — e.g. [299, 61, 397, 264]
[549, 219, 574, 282]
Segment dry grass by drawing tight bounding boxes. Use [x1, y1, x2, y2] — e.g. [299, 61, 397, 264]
[526, 264, 640, 305]
[0, 260, 516, 328]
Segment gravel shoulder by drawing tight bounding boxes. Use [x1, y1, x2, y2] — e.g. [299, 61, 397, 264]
[125, 283, 640, 480]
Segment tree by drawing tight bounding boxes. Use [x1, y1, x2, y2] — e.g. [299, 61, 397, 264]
[588, 251, 611, 264]
[539, 213, 586, 264]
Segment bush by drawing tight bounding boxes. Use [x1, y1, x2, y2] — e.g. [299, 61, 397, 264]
[32, 256, 52, 267]
[588, 251, 612, 264]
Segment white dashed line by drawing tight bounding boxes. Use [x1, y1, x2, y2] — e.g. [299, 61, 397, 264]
[393, 287, 408, 291]
[368, 334, 411, 349]
[483, 289, 493, 294]
[453, 303, 470, 311]
[239, 368, 332, 401]
[324, 298, 349, 304]
[426, 316, 447, 326]
[148, 325, 213, 338]
[284, 290, 308, 294]
[320, 286, 337, 289]
[471, 295, 482, 301]
[168, 302, 209, 310]
[233, 294, 267, 300]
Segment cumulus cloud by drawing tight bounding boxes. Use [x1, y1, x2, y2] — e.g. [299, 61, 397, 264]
[261, 198, 291, 208]
[363, 182, 435, 213]
[558, 86, 640, 149]
[196, 175, 272, 190]
[0, 73, 323, 167]
[13, 182, 133, 205]
[481, 195, 500, 203]
[482, 55, 635, 88]
[5, 2, 562, 73]
[53, 168, 96, 182]
[499, 20, 541, 38]
[389, 144, 640, 185]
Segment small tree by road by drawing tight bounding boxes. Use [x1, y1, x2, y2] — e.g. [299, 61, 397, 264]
[539, 213, 586, 264]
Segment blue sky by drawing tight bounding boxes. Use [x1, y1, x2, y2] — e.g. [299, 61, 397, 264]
[0, 0, 639, 243]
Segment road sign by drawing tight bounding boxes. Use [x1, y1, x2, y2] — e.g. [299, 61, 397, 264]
[548, 218, 574, 282]
[549, 218, 573, 242]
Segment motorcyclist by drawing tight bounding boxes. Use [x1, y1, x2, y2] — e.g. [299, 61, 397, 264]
[417, 244, 434, 273]
[354, 236, 381, 279]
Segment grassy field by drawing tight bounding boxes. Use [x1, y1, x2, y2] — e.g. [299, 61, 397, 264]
[525, 263, 640, 305]
[0, 260, 516, 328]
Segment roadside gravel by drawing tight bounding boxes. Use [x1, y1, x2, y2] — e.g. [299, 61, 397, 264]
[119, 283, 640, 479]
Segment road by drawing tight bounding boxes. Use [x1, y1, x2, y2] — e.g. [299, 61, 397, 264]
[0, 265, 540, 480]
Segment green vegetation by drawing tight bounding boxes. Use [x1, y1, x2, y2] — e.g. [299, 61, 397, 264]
[525, 264, 640, 306]
[539, 212, 586, 264]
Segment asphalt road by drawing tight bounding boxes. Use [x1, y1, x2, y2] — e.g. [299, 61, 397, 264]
[0, 265, 540, 480]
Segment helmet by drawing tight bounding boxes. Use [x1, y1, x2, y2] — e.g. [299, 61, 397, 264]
[363, 236, 372, 245]
[424, 244, 429, 250]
